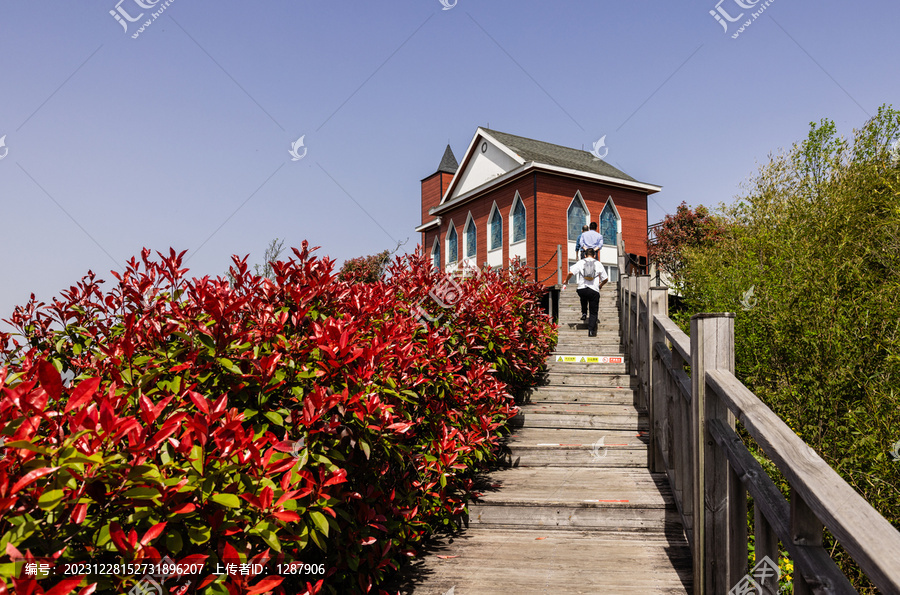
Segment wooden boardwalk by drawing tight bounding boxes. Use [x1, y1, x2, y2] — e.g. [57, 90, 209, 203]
[398, 283, 692, 594]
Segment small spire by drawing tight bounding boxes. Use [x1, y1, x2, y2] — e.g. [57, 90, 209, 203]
[437, 144, 458, 174]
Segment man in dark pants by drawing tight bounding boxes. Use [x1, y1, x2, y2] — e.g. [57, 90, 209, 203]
[561, 248, 608, 336]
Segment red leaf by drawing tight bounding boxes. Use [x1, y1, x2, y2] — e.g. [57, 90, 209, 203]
[270, 511, 300, 522]
[222, 541, 240, 565]
[321, 469, 347, 487]
[65, 377, 101, 414]
[76, 584, 98, 595]
[246, 576, 285, 595]
[187, 391, 210, 414]
[10, 467, 59, 494]
[5, 542, 23, 559]
[71, 503, 87, 524]
[140, 522, 167, 546]
[37, 360, 63, 401]
[172, 503, 196, 514]
[360, 536, 376, 546]
[108, 522, 132, 554]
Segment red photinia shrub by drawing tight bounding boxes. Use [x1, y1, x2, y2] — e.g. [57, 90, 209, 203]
[337, 250, 391, 284]
[648, 201, 728, 284]
[0, 245, 554, 595]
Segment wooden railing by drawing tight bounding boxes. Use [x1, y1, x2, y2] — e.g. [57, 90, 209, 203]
[618, 246, 900, 594]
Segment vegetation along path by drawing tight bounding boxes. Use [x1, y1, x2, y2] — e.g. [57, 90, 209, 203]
[400, 283, 692, 594]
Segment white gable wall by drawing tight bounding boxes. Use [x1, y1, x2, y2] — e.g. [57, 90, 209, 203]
[449, 139, 521, 200]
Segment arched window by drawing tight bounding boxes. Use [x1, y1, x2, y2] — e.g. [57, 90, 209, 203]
[567, 193, 588, 241]
[431, 237, 441, 270]
[465, 216, 477, 259]
[511, 197, 526, 244]
[489, 205, 502, 251]
[600, 199, 619, 246]
[447, 224, 458, 264]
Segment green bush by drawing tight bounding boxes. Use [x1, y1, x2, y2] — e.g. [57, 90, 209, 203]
[677, 105, 900, 592]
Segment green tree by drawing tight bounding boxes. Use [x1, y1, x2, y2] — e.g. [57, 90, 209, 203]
[678, 105, 900, 592]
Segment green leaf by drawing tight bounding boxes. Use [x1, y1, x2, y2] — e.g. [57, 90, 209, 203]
[37, 489, 65, 510]
[359, 440, 371, 460]
[165, 530, 183, 554]
[260, 530, 282, 552]
[190, 444, 204, 475]
[187, 523, 211, 545]
[309, 510, 329, 537]
[218, 358, 242, 375]
[263, 411, 283, 427]
[210, 493, 240, 508]
[122, 487, 161, 500]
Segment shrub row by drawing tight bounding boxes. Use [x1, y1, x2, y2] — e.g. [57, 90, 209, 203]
[0, 246, 555, 595]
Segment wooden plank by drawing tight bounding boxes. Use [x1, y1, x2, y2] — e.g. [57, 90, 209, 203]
[707, 418, 857, 595]
[707, 369, 900, 593]
[690, 313, 736, 595]
[653, 313, 692, 364]
[755, 509, 780, 595]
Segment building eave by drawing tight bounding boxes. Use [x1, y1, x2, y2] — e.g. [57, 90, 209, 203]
[415, 218, 441, 233]
[430, 161, 661, 216]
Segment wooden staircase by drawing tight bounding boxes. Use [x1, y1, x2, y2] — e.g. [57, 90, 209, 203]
[398, 283, 692, 594]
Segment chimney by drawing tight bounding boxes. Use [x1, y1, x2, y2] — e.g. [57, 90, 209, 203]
[421, 144, 458, 224]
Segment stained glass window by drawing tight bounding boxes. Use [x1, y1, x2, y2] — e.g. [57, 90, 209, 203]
[568, 197, 588, 241]
[489, 208, 502, 251]
[432, 241, 441, 270]
[600, 201, 618, 247]
[448, 225, 458, 263]
[465, 219, 476, 258]
[512, 199, 526, 243]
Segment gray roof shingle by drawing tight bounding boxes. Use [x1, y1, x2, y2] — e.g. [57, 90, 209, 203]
[483, 128, 636, 182]
[437, 144, 458, 174]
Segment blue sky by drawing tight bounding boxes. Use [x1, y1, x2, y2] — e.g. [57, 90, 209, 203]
[1, 1, 898, 323]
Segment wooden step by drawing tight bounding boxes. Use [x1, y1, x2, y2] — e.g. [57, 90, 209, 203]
[510, 404, 646, 431]
[468, 467, 677, 532]
[394, 529, 691, 595]
[521, 387, 636, 405]
[542, 372, 636, 388]
[546, 361, 628, 374]
[503, 428, 647, 468]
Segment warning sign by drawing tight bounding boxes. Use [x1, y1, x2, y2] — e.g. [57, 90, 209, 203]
[554, 355, 623, 364]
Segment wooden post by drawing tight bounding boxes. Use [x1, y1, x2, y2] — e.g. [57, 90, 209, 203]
[690, 313, 736, 595]
[635, 276, 650, 410]
[557, 244, 562, 287]
[648, 286, 668, 472]
[791, 488, 824, 595]
[627, 275, 638, 371]
[755, 509, 779, 595]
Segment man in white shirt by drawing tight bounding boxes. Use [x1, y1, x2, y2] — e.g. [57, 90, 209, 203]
[562, 248, 608, 337]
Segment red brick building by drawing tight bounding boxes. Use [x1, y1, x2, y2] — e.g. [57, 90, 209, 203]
[416, 128, 661, 285]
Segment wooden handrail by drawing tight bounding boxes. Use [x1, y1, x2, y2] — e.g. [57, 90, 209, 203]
[616, 265, 900, 595]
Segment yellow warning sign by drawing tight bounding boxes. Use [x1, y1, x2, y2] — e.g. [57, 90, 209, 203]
[554, 355, 623, 364]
